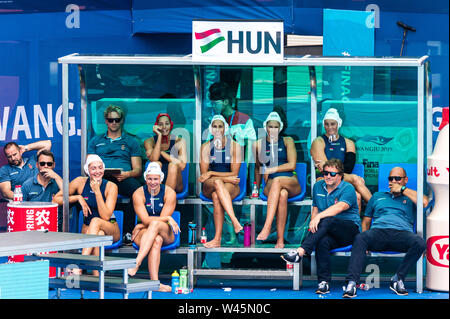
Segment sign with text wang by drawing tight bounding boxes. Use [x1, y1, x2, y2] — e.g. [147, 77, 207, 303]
[192, 20, 284, 63]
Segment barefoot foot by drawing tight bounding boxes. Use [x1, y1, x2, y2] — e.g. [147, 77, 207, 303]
[128, 260, 141, 276]
[275, 241, 285, 249]
[256, 228, 270, 241]
[203, 239, 221, 248]
[157, 283, 172, 292]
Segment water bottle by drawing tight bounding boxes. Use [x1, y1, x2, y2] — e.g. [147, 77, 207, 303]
[188, 222, 196, 248]
[244, 223, 251, 247]
[171, 270, 180, 293]
[179, 268, 188, 294]
[13, 185, 23, 203]
[251, 182, 259, 198]
[200, 227, 207, 244]
[357, 283, 370, 291]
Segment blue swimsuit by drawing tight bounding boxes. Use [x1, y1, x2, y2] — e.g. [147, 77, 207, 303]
[262, 137, 295, 179]
[152, 135, 177, 182]
[209, 138, 232, 173]
[143, 184, 166, 216]
[316, 135, 347, 178]
[322, 134, 347, 163]
[80, 179, 109, 226]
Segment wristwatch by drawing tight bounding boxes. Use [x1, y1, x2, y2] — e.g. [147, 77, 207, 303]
[400, 186, 406, 194]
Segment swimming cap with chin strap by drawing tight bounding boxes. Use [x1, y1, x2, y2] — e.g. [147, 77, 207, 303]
[322, 108, 343, 142]
[143, 162, 165, 182]
[322, 108, 342, 129]
[84, 154, 104, 176]
[155, 113, 174, 144]
[263, 112, 284, 133]
[209, 114, 229, 136]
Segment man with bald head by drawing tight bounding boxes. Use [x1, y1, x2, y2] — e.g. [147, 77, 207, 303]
[342, 166, 429, 298]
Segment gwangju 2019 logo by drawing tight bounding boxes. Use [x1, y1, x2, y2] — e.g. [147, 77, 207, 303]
[195, 28, 225, 53]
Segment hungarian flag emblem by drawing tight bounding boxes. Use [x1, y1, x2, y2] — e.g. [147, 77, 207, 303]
[195, 28, 225, 53]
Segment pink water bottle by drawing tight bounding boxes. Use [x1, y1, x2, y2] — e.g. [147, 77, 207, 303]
[244, 223, 251, 247]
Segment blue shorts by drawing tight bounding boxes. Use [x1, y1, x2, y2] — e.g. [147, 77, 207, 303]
[268, 170, 296, 180]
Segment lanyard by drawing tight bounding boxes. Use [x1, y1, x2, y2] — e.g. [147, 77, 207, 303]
[229, 111, 236, 127]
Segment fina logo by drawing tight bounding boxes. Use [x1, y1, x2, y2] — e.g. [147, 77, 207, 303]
[193, 20, 284, 62]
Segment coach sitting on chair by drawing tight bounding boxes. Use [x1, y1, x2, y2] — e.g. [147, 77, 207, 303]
[282, 159, 361, 295]
[0, 140, 52, 200]
[342, 166, 428, 298]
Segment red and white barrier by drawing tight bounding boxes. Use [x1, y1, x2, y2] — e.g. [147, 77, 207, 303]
[426, 107, 449, 292]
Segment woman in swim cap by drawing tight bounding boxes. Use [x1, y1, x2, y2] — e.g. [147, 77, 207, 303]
[144, 112, 187, 193]
[253, 111, 301, 248]
[199, 115, 243, 248]
[54, 154, 120, 275]
[311, 107, 372, 210]
[127, 162, 179, 292]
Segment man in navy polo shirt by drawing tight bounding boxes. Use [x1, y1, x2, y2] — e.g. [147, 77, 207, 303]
[87, 105, 143, 241]
[282, 158, 362, 294]
[22, 150, 63, 231]
[0, 140, 51, 200]
[22, 150, 62, 202]
[342, 166, 429, 298]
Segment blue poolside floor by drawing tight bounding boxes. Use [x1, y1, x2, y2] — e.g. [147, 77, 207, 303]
[49, 278, 448, 300]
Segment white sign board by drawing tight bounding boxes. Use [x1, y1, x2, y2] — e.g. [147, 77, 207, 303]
[192, 20, 284, 63]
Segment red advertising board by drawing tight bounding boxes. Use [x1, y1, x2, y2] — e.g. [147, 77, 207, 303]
[7, 202, 58, 277]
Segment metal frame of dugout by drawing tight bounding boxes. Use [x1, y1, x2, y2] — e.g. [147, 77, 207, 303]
[58, 54, 432, 293]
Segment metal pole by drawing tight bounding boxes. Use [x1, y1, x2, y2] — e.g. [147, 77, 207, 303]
[416, 64, 425, 293]
[425, 61, 433, 159]
[309, 66, 318, 187]
[193, 65, 203, 279]
[62, 63, 70, 233]
[79, 65, 88, 175]
[99, 245, 105, 299]
[193, 65, 202, 197]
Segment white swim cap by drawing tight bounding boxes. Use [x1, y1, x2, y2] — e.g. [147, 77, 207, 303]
[323, 108, 342, 129]
[209, 114, 229, 135]
[84, 154, 104, 176]
[263, 112, 284, 132]
[144, 162, 165, 182]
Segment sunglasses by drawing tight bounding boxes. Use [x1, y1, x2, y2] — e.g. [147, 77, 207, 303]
[39, 161, 54, 167]
[388, 176, 406, 182]
[323, 170, 340, 177]
[106, 118, 122, 123]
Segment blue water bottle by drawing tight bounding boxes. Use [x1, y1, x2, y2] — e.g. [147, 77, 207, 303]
[188, 222, 197, 249]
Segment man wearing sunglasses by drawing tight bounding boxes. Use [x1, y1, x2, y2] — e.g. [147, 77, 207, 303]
[21, 150, 62, 203]
[282, 159, 361, 294]
[0, 140, 52, 200]
[342, 167, 429, 298]
[21, 150, 65, 231]
[87, 105, 143, 243]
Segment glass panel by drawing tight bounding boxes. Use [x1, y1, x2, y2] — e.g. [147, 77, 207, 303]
[317, 65, 418, 192]
[198, 65, 312, 250]
[81, 64, 196, 164]
[77, 61, 423, 254]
